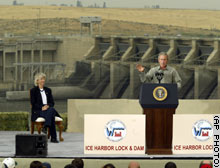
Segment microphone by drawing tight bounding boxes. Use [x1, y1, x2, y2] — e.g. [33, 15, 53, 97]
[155, 70, 164, 84]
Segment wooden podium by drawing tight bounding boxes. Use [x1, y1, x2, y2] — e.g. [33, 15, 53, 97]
[139, 83, 179, 155]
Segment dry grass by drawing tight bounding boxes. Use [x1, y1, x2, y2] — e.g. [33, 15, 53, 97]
[0, 6, 220, 37]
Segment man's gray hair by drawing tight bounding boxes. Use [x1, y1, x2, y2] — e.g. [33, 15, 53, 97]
[34, 73, 46, 86]
[158, 52, 168, 59]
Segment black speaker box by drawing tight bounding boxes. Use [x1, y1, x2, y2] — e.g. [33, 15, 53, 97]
[16, 134, 47, 157]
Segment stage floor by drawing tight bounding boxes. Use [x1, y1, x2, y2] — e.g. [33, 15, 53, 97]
[0, 131, 212, 159]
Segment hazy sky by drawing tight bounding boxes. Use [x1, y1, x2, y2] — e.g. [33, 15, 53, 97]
[0, 0, 220, 10]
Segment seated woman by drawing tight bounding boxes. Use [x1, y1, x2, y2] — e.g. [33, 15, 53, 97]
[30, 73, 61, 143]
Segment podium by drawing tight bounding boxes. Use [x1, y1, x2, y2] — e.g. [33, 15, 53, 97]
[139, 83, 179, 155]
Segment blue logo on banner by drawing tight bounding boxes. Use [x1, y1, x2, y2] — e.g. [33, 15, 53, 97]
[192, 120, 213, 141]
[104, 120, 126, 142]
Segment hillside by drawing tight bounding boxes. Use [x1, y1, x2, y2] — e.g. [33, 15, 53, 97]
[0, 6, 220, 37]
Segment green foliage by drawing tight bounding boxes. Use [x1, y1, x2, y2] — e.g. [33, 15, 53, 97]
[0, 112, 29, 131]
[0, 112, 68, 131]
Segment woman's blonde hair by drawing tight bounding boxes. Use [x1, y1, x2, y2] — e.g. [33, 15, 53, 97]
[34, 73, 46, 86]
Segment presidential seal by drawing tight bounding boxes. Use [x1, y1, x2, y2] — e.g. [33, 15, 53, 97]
[153, 86, 168, 101]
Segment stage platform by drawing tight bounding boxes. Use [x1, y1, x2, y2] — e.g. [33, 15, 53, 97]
[0, 131, 212, 159]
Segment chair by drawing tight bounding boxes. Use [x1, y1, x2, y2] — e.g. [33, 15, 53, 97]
[31, 116, 64, 141]
[30, 89, 64, 141]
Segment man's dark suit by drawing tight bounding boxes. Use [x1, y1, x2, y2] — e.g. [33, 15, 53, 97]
[30, 86, 61, 139]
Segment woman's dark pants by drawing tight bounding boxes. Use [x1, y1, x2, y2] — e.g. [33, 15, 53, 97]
[40, 107, 57, 139]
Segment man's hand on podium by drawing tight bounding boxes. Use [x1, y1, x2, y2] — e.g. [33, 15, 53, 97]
[136, 64, 145, 72]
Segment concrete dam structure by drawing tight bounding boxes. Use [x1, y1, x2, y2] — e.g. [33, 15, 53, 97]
[0, 37, 65, 91]
[80, 36, 220, 99]
[1, 35, 220, 100]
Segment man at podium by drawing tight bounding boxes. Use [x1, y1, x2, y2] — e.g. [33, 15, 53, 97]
[136, 52, 182, 89]
[136, 52, 181, 155]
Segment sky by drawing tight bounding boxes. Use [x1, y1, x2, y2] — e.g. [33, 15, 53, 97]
[0, 0, 220, 10]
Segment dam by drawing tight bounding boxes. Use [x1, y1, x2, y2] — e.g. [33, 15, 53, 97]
[1, 35, 220, 100]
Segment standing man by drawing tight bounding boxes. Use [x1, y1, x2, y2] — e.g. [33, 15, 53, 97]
[136, 52, 182, 89]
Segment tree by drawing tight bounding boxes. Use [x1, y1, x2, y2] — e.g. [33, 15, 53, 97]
[155, 5, 160, 8]
[12, 0, 17, 5]
[103, 2, 106, 8]
[76, 0, 83, 7]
